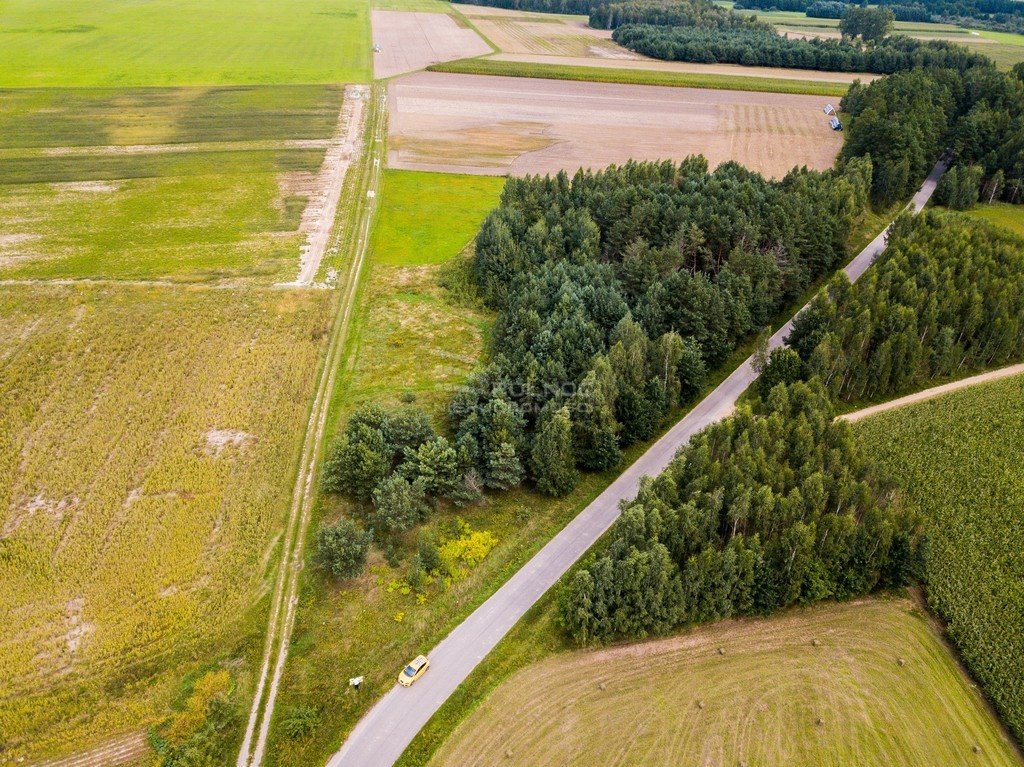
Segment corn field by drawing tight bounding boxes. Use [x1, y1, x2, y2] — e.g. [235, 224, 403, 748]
[855, 373, 1024, 744]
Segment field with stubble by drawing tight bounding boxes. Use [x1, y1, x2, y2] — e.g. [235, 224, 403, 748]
[431, 599, 1020, 767]
[0, 284, 331, 760]
[388, 71, 843, 178]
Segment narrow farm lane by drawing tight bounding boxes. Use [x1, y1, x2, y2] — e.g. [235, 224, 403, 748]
[841, 362, 1024, 423]
[235, 84, 387, 767]
[325, 159, 947, 767]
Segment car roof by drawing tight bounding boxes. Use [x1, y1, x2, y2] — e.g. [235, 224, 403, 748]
[410, 655, 428, 667]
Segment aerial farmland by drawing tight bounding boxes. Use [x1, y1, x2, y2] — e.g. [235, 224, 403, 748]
[1, 0, 1023, 766]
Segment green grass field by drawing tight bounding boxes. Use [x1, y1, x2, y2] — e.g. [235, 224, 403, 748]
[429, 57, 850, 97]
[0, 86, 344, 282]
[967, 203, 1024, 238]
[855, 374, 1024, 745]
[0, 0, 371, 87]
[430, 599, 1019, 767]
[371, 171, 504, 266]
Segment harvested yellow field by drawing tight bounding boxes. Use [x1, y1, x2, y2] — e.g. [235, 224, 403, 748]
[372, 10, 491, 80]
[388, 71, 843, 178]
[0, 283, 330, 760]
[433, 599, 1021, 767]
[455, 5, 627, 58]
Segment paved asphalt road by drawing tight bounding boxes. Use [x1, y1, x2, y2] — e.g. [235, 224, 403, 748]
[326, 160, 947, 767]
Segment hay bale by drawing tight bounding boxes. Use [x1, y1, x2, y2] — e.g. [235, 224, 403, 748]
[698, 700, 705, 709]
[897, 657, 906, 666]
[812, 638, 820, 647]
[717, 647, 725, 655]
[598, 681, 606, 690]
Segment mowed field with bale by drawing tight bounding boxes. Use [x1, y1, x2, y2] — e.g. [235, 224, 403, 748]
[387, 71, 843, 178]
[431, 600, 1021, 767]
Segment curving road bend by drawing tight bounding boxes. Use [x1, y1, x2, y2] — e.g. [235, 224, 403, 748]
[326, 159, 947, 767]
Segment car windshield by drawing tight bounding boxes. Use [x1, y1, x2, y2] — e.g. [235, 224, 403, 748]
[403, 665, 417, 677]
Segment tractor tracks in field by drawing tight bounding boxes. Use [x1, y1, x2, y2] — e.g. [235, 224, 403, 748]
[236, 83, 387, 767]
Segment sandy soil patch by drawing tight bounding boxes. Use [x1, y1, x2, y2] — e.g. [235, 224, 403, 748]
[477, 16, 625, 57]
[204, 428, 255, 455]
[779, 25, 988, 43]
[491, 52, 877, 84]
[372, 10, 491, 80]
[388, 71, 843, 178]
[292, 84, 368, 285]
[49, 181, 121, 193]
[0, 232, 41, 248]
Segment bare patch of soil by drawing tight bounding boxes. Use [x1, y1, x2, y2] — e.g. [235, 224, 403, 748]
[388, 71, 843, 178]
[372, 11, 491, 80]
[204, 428, 254, 455]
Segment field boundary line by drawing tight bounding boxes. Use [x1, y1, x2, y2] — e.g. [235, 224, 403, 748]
[236, 83, 385, 767]
[840, 362, 1024, 422]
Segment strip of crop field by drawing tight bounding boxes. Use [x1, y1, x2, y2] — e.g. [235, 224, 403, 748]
[427, 56, 850, 96]
[236, 85, 386, 767]
[853, 373, 1024, 745]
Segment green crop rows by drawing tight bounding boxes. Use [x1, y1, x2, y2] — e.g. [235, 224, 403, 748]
[855, 374, 1024, 743]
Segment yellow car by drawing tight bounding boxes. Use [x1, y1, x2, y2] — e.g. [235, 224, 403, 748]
[398, 655, 430, 687]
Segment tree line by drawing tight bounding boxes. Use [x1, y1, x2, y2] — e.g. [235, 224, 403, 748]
[558, 208, 1024, 646]
[560, 379, 922, 643]
[839, 63, 1024, 206]
[806, 2, 934, 23]
[611, 23, 990, 73]
[589, 0, 772, 30]
[776, 211, 1024, 402]
[740, 0, 1024, 26]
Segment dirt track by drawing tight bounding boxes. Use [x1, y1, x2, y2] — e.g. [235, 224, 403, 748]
[236, 88, 386, 767]
[388, 71, 843, 178]
[293, 85, 366, 286]
[841, 363, 1024, 422]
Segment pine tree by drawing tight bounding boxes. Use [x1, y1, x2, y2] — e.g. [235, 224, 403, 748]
[530, 406, 579, 497]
